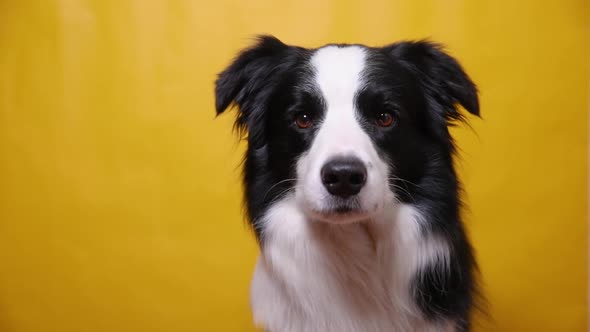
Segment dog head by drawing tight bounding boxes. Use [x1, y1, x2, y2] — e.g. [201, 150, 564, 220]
[215, 36, 478, 229]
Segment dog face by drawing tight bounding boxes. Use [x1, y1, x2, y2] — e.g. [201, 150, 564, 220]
[215, 36, 478, 231]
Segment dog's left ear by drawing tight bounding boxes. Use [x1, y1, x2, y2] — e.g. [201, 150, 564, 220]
[384, 41, 479, 122]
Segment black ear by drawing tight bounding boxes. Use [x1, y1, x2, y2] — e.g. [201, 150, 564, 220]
[214, 35, 291, 145]
[215, 35, 289, 115]
[384, 41, 479, 122]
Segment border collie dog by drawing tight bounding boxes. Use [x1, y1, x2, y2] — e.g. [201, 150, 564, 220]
[215, 36, 480, 332]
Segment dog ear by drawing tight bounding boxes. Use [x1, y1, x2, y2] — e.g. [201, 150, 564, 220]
[384, 41, 479, 123]
[215, 35, 290, 146]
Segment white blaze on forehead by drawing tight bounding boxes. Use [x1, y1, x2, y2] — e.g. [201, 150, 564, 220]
[307, 45, 370, 158]
[297, 44, 391, 218]
[311, 46, 367, 108]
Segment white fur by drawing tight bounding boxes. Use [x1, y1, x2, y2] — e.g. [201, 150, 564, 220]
[250, 46, 455, 331]
[296, 46, 390, 223]
[251, 196, 453, 332]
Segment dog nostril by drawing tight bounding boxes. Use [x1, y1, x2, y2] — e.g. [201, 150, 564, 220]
[320, 157, 367, 198]
[323, 173, 339, 185]
[349, 172, 365, 186]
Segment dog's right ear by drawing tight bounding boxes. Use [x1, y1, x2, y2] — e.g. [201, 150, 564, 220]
[215, 35, 289, 138]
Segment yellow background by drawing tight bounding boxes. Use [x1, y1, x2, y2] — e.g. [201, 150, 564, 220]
[0, 0, 587, 331]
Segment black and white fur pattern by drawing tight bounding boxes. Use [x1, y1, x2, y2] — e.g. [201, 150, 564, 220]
[215, 36, 480, 332]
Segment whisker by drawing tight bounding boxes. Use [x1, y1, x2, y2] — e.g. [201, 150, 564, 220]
[387, 178, 417, 203]
[263, 185, 301, 208]
[388, 176, 420, 188]
[262, 178, 298, 202]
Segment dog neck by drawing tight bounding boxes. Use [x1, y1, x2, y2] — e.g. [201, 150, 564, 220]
[250, 195, 453, 332]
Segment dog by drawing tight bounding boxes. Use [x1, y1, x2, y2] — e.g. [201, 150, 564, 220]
[215, 35, 480, 332]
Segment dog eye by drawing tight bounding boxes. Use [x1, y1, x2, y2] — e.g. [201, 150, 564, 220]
[375, 112, 394, 127]
[295, 113, 313, 129]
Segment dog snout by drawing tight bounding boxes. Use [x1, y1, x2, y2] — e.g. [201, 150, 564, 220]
[321, 157, 367, 198]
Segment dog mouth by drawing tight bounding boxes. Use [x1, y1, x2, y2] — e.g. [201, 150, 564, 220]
[311, 209, 370, 223]
[308, 198, 371, 223]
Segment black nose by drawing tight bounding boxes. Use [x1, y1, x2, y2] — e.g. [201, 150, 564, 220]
[321, 157, 367, 198]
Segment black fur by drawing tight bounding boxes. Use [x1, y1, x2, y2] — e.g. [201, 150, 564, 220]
[215, 37, 316, 239]
[215, 35, 480, 330]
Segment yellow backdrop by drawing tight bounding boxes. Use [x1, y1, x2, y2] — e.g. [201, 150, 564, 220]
[0, 1, 587, 331]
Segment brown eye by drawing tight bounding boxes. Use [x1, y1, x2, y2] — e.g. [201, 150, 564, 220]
[375, 112, 394, 127]
[295, 113, 313, 129]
